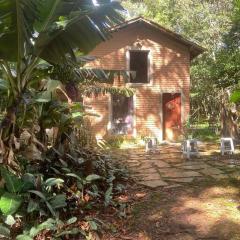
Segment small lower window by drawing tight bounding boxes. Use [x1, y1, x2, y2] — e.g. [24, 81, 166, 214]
[111, 95, 134, 135]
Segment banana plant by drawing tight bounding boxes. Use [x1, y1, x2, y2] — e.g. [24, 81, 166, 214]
[50, 61, 134, 101]
[0, 0, 125, 163]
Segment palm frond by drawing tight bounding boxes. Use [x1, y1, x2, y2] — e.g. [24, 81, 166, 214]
[0, 0, 124, 63]
[82, 83, 134, 97]
[35, 1, 124, 63]
[51, 61, 131, 85]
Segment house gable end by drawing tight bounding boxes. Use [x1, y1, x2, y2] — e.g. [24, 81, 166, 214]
[112, 17, 205, 60]
[87, 22, 191, 71]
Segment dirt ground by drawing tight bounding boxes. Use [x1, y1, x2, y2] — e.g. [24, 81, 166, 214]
[102, 144, 240, 240]
[103, 179, 240, 240]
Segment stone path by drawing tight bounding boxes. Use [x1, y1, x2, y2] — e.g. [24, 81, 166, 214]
[116, 143, 240, 188]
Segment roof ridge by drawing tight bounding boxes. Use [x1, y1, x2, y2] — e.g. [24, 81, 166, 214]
[111, 17, 205, 59]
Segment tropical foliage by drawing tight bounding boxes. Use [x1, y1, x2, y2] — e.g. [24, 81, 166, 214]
[0, 147, 129, 239]
[0, 0, 134, 238]
[0, 0, 128, 161]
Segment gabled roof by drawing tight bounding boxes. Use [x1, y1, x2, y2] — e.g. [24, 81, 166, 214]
[111, 17, 205, 59]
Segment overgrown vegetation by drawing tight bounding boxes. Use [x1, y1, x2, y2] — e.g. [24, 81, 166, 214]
[0, 143, 129, 239]
[0, 1, 135, 239]
[188, 123, 219, 141]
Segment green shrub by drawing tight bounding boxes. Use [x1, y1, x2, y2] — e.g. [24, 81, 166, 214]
[104, 135, 126, 148]
[0, 147, 129, 239]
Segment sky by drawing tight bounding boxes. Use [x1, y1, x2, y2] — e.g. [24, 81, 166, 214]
[92, 0, 99, 6]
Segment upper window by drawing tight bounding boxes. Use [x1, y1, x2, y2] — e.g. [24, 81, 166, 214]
[129, 50, 149, 83]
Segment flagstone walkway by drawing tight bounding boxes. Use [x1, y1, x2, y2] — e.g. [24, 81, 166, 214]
[117, 143, 240, 188]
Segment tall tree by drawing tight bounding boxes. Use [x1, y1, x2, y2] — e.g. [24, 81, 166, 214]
[123, 0, 233, 51]
[218, 0, 240, 138]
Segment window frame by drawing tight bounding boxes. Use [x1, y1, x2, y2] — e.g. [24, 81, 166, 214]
[109, 94, 135, 136]
[126, 49, 152, 86]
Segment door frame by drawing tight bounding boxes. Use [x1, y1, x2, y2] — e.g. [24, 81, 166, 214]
[160, 90, 185, 141]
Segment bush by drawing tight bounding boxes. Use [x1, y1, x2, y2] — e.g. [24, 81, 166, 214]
[192, 127, 219, 141]
[104, 135, 141, 149]
[104, 135, 127, 148]
[0, 146, 129, 239]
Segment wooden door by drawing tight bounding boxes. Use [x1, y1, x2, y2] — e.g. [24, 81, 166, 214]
[163, 93, 181, 141]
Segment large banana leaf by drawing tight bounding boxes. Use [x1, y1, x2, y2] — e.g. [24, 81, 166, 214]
[0, 0, 124, 63]
[36, 1, 124, 63]
[82, 83, 134, 97]
[0, 0, 126, 149]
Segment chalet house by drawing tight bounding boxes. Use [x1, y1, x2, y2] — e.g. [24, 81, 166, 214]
[84, 17, 204, 141]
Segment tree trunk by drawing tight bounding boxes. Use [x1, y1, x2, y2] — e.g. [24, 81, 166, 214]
[221, 104, 239, 139]
[0, 105, 17, 141]
[0, 103, 18, 165]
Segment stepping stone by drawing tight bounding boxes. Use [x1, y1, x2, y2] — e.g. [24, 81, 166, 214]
[176, 161, 204, 166]
[159, 168, 202, 178]
[129, 157, 145, 161]
[167, 177, 194, 183]
[136, 173, 162, 181]
[142, 168, 159, 174]
[139, 179, 168, 188]
[199, 168, 223, 176]
[208, 161, 226, 167]
[151, 160, 171, 168]
[164, 184, 182, 189]
[230, 172, 240, 179]
[226, 164, 238, 168]
[126, 162, 141, 166]
[138, 162, 154, 170]
[135, 168, 158, 174]
[164, 160, 183, 164]
[127, 159, 140, 163]
[211, 174, 228, 180]
[127, 162, 141, 166]
[181, 164, 209, 170]
[128, 166, 141, 170]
